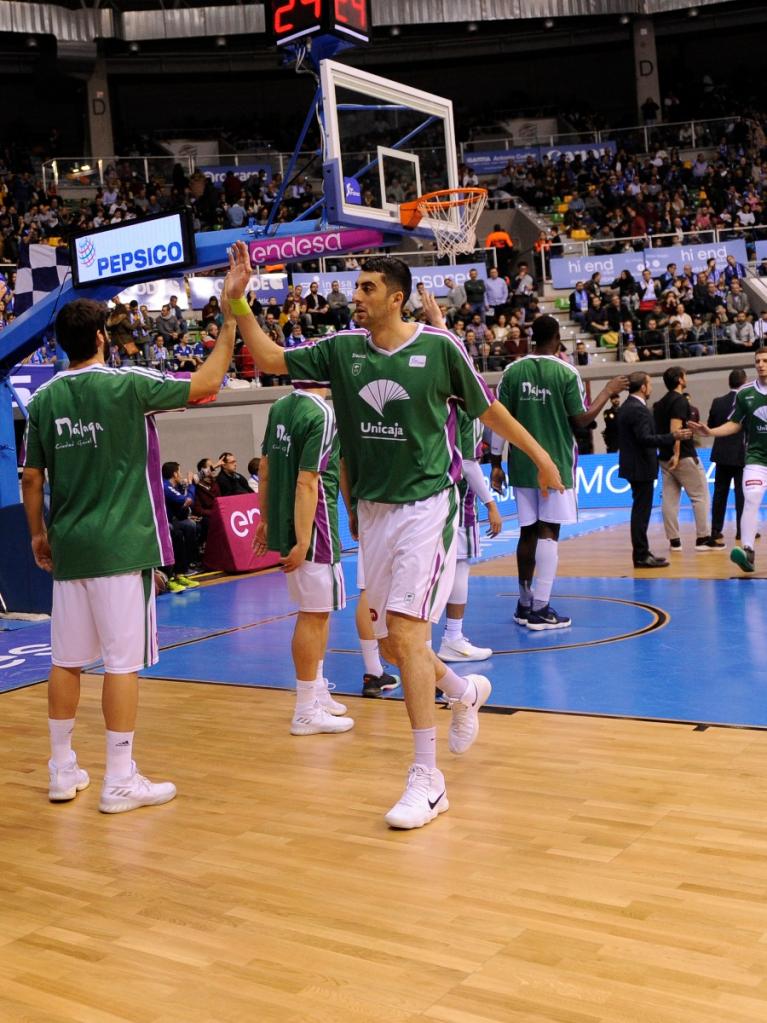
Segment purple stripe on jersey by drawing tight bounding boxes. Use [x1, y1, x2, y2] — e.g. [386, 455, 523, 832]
[445, 402, 462, 485]
[145, 416, 174, 566]
[312, 477, 332, 564]
[292, 378, 331, 389]
[462, 486, 477, 530]
[428, 325, 495, 404]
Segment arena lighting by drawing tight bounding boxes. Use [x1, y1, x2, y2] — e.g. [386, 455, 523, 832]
[390, 26, 400, 36]
[25, 36, 38, 48]
[128, 41, 139, 52]
[619, 14, 630, 24]
[467, 21, 478, 32]
[215, 36, 227, 47]
[688, 5, 699, 14]
[544, 18, 555, 29]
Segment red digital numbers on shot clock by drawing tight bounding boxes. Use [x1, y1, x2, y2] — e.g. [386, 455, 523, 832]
[270, 0, 370, 46]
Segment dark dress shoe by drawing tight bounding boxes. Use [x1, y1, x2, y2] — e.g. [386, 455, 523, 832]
[633, 554, 669, 568]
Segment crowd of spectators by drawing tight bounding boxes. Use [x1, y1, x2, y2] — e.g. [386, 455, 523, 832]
[567, 252, 767, 362]
[497, 112, 767, 253]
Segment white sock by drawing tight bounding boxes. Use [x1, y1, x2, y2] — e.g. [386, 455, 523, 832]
[438, 664, 472, 703]
[740, 487, 762, 550]
[413, 727, 437, 770]
[532, 538, 558, 608]
[316, 660, 324, 682]
[444, 617, 463, 641]
[295, 679, 317, 713]
[360, 639, 384, 677]
[105, 730, 134, 781]
[48, 718, 75, 768]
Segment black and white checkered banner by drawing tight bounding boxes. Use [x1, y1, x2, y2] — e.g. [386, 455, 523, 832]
[13, 243, 71, 319]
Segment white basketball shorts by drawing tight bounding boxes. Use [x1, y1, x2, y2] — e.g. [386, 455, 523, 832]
[51, 570, 158, 675]
[515, 486, 578, 527]
[286, 560, 346, 613]
[357, 488, 458, 639]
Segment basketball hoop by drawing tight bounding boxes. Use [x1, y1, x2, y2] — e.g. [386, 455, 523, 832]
[399, 187, 487, 259]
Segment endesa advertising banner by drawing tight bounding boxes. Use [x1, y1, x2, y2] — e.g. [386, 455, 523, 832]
[293, 263, 487, 302]
[551, 239, 750, 289]
[476, 450, 718, 519]
[247, 228, 385, 267]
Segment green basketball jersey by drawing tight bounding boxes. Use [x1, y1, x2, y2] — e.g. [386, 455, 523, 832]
[284, 325, 493, 504]
[23, 365, 190, 581]
[261, 390, 341, 563]
[731, 380, 767, 466]
[496, 354, 586, 489]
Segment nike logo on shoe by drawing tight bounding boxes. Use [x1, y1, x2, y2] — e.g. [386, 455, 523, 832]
[428, 791, 446, 810]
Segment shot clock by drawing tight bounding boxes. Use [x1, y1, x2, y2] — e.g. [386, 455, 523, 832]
[270, 0, 371, 47]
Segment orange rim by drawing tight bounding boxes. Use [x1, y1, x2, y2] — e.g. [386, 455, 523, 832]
[416, 187, 487, 211]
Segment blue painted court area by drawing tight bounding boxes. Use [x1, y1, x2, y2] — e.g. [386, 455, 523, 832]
[3, 506, 766, 730]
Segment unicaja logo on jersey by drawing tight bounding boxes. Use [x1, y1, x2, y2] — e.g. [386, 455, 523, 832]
[359, 379, 410, 416]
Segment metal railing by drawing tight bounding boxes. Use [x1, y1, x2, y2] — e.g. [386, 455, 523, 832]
[458, 116, 740, 158]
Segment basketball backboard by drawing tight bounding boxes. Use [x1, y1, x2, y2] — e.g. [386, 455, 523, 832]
[320, 59, 459, 239]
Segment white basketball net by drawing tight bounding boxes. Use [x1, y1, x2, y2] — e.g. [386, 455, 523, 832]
[418, 190, 487, 259]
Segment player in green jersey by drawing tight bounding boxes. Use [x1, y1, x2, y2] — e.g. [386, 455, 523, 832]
[491, 316, 626, 630]
[253, 385, 354, 736]
[22, 290, 235, 813]
[226, 240, 563, 831]
[690, 348, 767, 573]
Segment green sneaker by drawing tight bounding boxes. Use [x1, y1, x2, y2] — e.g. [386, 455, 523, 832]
[730, 546, 755, 573]
[167, 579, 187, 592]
[176, 574, 200, 588]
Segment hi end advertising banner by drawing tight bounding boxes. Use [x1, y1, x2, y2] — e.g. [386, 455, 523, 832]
[465, 141, 617, 177]
[551, 239, 750, 289]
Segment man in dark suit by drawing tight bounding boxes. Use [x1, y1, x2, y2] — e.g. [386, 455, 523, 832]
[708, 368, 747, 542]
[617, 372, 692, 568]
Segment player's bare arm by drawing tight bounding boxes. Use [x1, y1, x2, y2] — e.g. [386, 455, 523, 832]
[189, 274, 237, 400]
[228, 240, 288, 376]
[570, 375, 629, 430]
[283, 470, 320, 573]
[480, 400, 564, 497]
[252, 455, 269, 556]
[21, 467, 52, 572]
[689, 419, 741, 438]
[339, 458, 358, 540]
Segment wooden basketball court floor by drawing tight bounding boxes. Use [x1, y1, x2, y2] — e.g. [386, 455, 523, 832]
[3, 507, 767, 1023]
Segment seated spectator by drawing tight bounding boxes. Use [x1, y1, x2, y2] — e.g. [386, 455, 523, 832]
[757, 258, 767, 279]
[192, 457, 222, 541]
[638, 318, 666, 360]
[754, 309, 767, 343]
[156, 303, 182, 345]
[217, 452, 253, 496]
[174, 333, 199, 371]
[726, 311, 756, 353]
[464, 329, 479, 361]
[687, 314, 715, 357]
[201, 322, 219, 354]
[606, 293, 631, 332]
[574, 340, 590, 366]
[326, 280, 351, 330]
[201, 296, 223, 328]
[726, 280, 749, 320]
[467, 313, 490, 343]
[247, 457, 260, 492]
[623, 339, 640, 363]
[584, 271, 604, 304]
[611, 270, 638, 308]
[305, 281, 330, 325]
[285, 322, 307, 348]
[569, 281, 590, 328]
[491, 313, 511, 343]
[504, 325, 527, 360]
[168, 293, 187, 332]
[585, 295, 611, 341]
[487, 338, 507, 371]
[722, 253, 747, 288]
[637, 269, 660, 312]
[162, 461, 200, 586]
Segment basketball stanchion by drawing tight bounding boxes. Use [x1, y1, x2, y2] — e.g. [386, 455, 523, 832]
[399, 187, 488, 259]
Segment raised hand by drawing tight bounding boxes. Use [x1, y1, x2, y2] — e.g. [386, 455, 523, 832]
[421, 291, 447, 329]
[225, 240, 252, 301]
